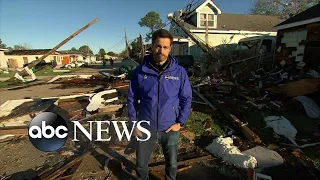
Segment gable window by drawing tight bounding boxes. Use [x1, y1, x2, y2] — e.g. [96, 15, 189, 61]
[199, 13, 214, 27]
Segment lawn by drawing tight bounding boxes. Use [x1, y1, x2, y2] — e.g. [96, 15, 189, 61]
[0, 71, 15, 77]
[34, 66, 81, 76]
[186, 111, 225, 136]
[0, 80, 28, 88]
[0, 66, 81, 77]
[0, 66, 82, 88]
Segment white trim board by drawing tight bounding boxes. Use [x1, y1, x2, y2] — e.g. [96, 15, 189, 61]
[274, 17, 320, 31]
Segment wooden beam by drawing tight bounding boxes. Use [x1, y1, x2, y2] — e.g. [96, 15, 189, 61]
[204, 93, 261, 143]
[0, 126, 28, 135]
[41, 151, 91, 180]
[150, 170, 165, 180]
[149, 155, 213, 171]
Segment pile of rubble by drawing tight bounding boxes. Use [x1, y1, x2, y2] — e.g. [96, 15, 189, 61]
[0, 58, 320, 179]
[190, 59, 320, 179]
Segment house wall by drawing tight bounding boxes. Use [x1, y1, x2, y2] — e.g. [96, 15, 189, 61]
[275, 22, 320, 67]
[191, 14, 197, 27]
[59, 54, 83, 62]
[171, 42, 189, 56]
[198, 4, 216, 14]
[189, 32, 277, 60]
[5, 54, 60, 68]
[0, 50, 8, 68]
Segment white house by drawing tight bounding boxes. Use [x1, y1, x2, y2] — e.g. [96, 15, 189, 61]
[57, 50, 84, 63]
[0, 48, 8, 68]
[169, 0, 283, 60]
[3, 49, 85, 68]
[4, 49, 61, 68]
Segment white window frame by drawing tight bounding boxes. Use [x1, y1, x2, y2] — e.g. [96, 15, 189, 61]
[198, 13, 215, 28]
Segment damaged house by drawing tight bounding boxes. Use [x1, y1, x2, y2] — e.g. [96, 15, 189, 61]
[3, 49, 85, 68]
[169, 0, 283, 60]
[0, 48, 8, 68]
[273, 4, 320, 69]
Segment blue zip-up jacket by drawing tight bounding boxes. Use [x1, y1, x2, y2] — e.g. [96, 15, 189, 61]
[127, 55, 192, 131]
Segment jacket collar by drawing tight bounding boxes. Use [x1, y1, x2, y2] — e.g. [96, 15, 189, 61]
[141, 54, 178, 75]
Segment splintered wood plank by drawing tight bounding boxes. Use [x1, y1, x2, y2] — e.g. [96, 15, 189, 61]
[57, 97, 90, 119]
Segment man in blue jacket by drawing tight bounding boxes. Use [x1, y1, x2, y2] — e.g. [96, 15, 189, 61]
[127, 29, 192, 180]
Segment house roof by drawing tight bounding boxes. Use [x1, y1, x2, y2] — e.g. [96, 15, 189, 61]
[274, 4, 320, 30]
[186, 0, 222, 17]
[4, 49, 60, 55]
[184, 13, 283, 32]
[57, 50, 83, 55]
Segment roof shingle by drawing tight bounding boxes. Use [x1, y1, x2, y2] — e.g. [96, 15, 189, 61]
[4, 49, 57, 55]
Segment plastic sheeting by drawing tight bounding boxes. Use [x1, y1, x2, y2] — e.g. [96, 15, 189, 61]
[264, 116, 297, 139]
[242, 146, 284, 168]
[293, 96, 320, 118]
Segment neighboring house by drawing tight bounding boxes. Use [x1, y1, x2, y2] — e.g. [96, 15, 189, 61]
[57, 50, 84, 64]
[273, 4, 320, 68]
[84, 55, 97, 63]
[4, 49, 61, 68]
[3, 49, 87, 68]
[169, 0, 283, 60]
[0, 48, 8, 68]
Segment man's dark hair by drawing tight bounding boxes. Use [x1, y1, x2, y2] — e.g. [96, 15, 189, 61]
[152, 29, 173, 45]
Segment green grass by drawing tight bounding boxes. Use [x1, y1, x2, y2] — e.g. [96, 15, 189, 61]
[305, 148, 320, 171]
[0, 67, 82, 88]
[186, 111, 225, 136]
[34, 66, 81, 76]
[0, 71, 15, 77]
[0, 80, 28, 88]
[0, 66, 81, 78]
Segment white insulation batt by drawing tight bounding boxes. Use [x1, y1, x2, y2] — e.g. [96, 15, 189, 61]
[205, 136, 257, 169]
[264, 116, 297, 139]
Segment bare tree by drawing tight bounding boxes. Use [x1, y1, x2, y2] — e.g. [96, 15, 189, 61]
[13, 43, 33, 50]
[250, 0, 320, 19]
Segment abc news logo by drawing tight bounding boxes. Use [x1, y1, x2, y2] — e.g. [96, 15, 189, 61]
[28, 112, 150, 152]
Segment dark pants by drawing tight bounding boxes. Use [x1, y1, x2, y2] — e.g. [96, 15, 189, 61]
[136, 130, 180, 180]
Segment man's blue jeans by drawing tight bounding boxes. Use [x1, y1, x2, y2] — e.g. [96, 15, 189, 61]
[136, 130, 180, 180]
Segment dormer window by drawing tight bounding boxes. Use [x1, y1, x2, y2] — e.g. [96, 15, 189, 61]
[199, 13, 214, 27]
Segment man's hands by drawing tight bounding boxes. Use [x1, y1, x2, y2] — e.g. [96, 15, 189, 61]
[134, 123, 181, 135]
[165, 123, 181, 133]
[134, 127, 143, 137]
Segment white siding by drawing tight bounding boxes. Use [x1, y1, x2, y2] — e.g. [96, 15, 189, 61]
[199, 4, 214, 14]
[0, 50, 8, 68]
[5, 54, 61, 67]
[281, 30, 308, 47]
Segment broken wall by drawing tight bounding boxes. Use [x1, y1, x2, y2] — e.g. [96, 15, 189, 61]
[274, 22, 320, 68]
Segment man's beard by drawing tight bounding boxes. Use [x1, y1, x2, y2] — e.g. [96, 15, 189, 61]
[155, 54, 167, 62]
